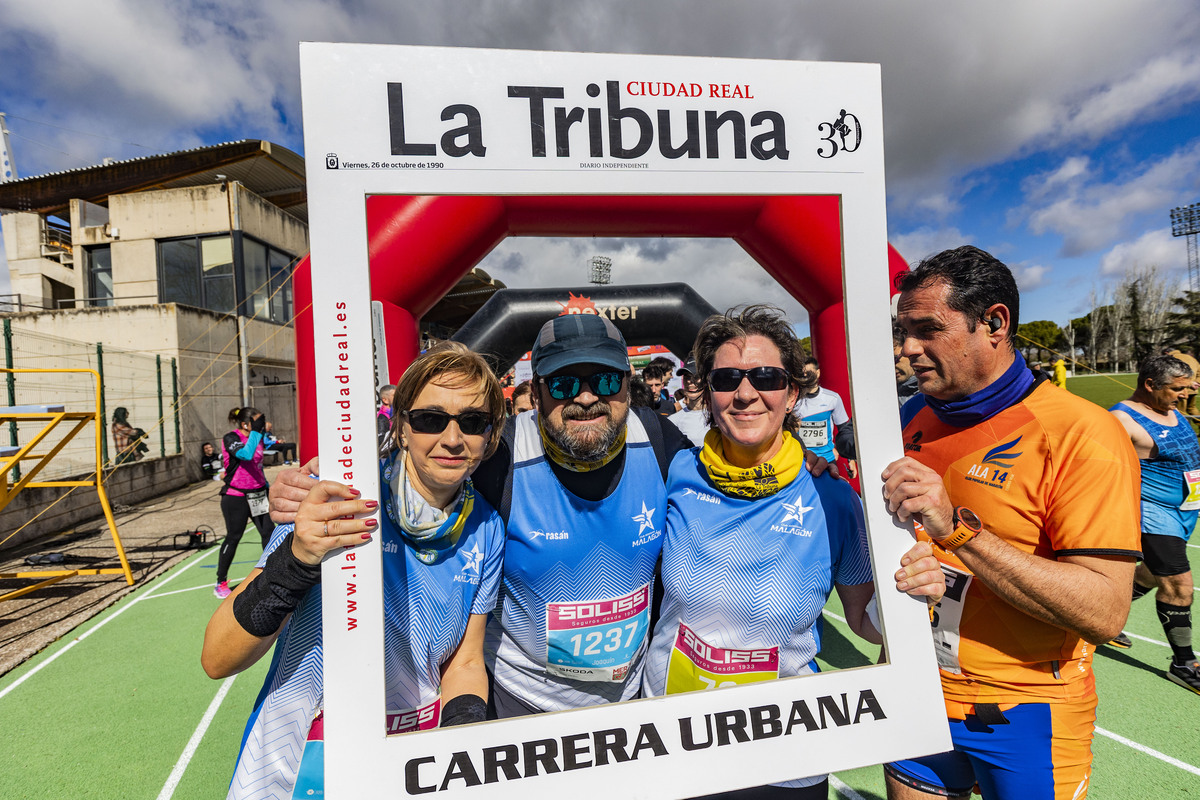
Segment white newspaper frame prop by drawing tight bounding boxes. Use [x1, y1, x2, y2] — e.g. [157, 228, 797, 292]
[300, 44, 950, 799]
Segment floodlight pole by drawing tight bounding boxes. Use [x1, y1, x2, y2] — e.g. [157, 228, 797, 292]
[589, 255, 612, 285]
[1170, 202, 1200, 292]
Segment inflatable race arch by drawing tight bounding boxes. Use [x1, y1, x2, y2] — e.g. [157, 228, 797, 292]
[293, 194, 909, 459]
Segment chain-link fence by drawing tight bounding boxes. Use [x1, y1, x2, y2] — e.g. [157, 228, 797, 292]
[2, 319, 180, 482]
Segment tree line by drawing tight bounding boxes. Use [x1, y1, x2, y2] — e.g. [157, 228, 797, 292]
[1017, 266, 1199, 374]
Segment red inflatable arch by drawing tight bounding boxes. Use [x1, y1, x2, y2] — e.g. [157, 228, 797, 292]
[294, 195, 909, 461]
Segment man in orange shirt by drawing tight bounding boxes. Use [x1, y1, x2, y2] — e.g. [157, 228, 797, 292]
[881, 246, 1141, 800]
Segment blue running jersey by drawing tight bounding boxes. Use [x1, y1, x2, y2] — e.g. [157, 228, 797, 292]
[228, 469, 504, 800]
[641, 450, 871, 789]
[1112, 402, 1200, 540]
[486, 411, 667, 712]
[643, 449, 872, 698]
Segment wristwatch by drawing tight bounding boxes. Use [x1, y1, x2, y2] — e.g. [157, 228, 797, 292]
[938, 506, 983, 551]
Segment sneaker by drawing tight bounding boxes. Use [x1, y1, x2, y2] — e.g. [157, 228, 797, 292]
[214, 581, 231, 599]
[1107, 631, 1133, 649]
[1167, 658, 1200, 695]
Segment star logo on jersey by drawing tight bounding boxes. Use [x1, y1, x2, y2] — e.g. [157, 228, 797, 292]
[460, 543, 484, 576]
[781, 501, 813, 525]
[632, 501, 656, 535]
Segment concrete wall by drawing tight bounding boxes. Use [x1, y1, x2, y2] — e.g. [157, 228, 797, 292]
[1, 211, 78, 307]
[3, 304, 297, 485]
[0, 454, 192, 551]
[7, 182, 309, 311]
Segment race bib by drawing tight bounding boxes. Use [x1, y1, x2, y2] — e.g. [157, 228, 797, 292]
[292, 713, 325, 799]
[797, 419, 829, 449]
[386, 696, 441, 735]
[930, 564, 972, 675]
[545, 584, 650, 682]
[246, 489, 269, 517]
[666, 623, 779, 694]
[1181, 469, 1200, 511]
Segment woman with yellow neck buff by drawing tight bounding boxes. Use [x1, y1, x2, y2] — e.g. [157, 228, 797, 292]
[641, 306, 944, 800]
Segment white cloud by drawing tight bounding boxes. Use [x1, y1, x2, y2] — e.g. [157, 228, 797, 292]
[887, 226, 971, 265]
[1099, 227, 1188, 275]
[1020, 141, 1200, 256]
[0, 0, 1196, 192]
[1010, 262, 1049, 291]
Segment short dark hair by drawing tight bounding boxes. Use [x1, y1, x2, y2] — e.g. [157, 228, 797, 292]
[803, 356, 819, 370]
[1139, 354, 1193, 390]
[642, 364, 669, 382]
[511, 380, 533, 403]
[692, 305, 804, 436]
[896, 246, 1020, 347]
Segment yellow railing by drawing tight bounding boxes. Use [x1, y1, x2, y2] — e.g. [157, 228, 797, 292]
[0, 368, 133, 601]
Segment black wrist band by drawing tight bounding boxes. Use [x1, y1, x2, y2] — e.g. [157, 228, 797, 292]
[440, 694, 487, 727]
[232, 532, 322, 637]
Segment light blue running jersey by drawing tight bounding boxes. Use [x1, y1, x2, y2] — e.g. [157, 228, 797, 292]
[486, 410, 667, 712]
[228, 470, 504, 800]
[643, 448, 871, 693]
[1111, 402, 1200, 540]
[641, 449, 872, 788]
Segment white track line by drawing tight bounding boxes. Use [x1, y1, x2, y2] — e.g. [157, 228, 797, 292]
[156, 675, 237, 800]
[829, 774, 868, 800]
[1124, 631, 1170, 647]
[142, 582, 237, 600]
[0, 545, 218, 701]
[1096, 727, 1200, 776]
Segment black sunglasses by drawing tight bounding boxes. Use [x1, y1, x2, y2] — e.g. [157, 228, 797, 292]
[708, 366, 791, 393]
[403, 409, 493, 436]
[541, 371, 625, 400]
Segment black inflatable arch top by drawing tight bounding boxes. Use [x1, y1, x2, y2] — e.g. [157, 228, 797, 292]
[451, 283, 719, 374]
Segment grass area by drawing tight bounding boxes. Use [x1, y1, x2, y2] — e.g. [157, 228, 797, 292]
[1066, 372, 1136, 410]
[1, 524, 1197, 799]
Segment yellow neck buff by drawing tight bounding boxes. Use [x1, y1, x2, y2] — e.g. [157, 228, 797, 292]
[537, 414, 627, 473]
[699, 429, 805, 499]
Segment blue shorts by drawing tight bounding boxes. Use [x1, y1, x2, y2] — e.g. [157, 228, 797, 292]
[886, 700, 1096, 800]
[1141, 500, 1197, 542]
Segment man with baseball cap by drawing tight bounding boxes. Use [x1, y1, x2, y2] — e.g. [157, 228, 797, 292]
[471, 313, 691, 716]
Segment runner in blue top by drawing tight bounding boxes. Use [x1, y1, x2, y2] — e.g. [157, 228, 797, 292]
[642, 306, 945, 800]
[1110, 353, 1200, 692]
[202, 343, 507, 800]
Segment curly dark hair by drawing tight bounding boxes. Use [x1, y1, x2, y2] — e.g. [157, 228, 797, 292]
[691, 304, 804, 436]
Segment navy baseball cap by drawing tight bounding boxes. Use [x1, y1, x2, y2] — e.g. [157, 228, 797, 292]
[676, 358, 697, 376]
[531, 314, 630, 376]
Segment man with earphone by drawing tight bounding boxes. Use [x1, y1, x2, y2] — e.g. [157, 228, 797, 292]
[880, 246, 1141, 800]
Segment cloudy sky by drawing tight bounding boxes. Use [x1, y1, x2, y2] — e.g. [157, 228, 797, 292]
[1, 0, 1198, 330]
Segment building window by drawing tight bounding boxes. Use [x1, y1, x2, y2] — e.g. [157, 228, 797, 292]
[157, 233, 293, 323]
[86, 245, 113, 307]
[242, 235, 296, 325]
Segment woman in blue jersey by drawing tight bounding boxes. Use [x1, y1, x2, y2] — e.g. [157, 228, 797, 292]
[642, 306, 944, 800]
[202, 342, 506, 800]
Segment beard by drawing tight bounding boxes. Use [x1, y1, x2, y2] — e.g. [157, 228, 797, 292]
[545, 400, 627, 461]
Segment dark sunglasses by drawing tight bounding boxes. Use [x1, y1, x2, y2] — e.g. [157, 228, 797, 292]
[541, 371, 625, 400]
[403, 409, 493, 436]
[708, 366, 791, 393]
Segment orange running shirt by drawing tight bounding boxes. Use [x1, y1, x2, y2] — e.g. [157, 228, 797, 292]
[902, 380, 1140, 706]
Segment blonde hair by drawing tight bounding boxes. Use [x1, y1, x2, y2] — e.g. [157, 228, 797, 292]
[391, 341, 505, 458]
